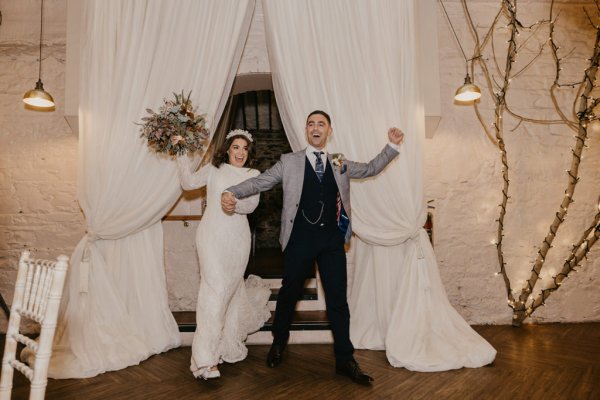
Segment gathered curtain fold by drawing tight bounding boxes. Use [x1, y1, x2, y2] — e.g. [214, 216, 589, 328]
[262, 0, 434, 361]
[48, 0, 255, 378]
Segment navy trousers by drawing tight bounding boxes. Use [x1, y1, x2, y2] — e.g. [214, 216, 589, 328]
[271, 226, 354, 364]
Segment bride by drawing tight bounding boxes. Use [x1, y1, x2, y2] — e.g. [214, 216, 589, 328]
[177, 129, 270, 380]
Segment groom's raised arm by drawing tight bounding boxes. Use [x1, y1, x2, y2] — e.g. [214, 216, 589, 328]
[346, 127, 404, 179]
[346, 144, 399, 179]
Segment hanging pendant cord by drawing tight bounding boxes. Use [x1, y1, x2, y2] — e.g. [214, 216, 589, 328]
[38, 0, 44, 81]
[439, 0, 471, 74]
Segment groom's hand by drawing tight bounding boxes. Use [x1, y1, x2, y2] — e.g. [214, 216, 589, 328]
[388, 127, 404, 145]
[221, 191, 237, 214]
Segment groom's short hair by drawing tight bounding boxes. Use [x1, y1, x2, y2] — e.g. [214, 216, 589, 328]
[307, 110, 331, 125]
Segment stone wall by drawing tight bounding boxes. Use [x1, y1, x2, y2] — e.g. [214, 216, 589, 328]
[1, 1, 598, 327]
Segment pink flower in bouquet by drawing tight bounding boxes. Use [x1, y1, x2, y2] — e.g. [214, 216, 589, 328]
[171, 135, 184, 145]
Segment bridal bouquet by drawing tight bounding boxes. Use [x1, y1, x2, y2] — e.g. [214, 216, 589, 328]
[139, 91, 209, 157]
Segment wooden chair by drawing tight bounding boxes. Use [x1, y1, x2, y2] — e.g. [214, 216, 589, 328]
[0, 251, 69, 400]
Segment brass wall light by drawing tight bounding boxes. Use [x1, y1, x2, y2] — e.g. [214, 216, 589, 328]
[23, 0, 55, 110]
[439, 0, 481, 103]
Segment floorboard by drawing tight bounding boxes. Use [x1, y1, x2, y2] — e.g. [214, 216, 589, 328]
[1, 323, 599, 399]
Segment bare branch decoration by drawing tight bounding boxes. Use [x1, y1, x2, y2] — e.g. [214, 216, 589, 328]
[446, 0, 600, 326]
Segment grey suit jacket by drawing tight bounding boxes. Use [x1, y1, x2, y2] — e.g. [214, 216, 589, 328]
[227, 144, 399, 250]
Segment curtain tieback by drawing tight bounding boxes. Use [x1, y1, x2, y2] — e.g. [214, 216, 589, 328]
[86, 230, 99, 243]
[79, 230, 99, 293]
[409, 228, 425, 260]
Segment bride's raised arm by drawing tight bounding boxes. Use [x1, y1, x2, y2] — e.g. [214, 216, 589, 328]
[176, 155, 211, 191]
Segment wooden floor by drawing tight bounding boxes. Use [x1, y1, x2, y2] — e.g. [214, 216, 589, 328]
[2, 323, 599, 400]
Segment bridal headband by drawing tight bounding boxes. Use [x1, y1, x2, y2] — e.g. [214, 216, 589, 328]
[226, 129, 253, 142]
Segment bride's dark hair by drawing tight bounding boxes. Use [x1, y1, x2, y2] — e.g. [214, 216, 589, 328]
[212, 134, 256, 168]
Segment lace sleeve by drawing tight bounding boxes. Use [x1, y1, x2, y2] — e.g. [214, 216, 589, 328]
[234, 192, 260, 214]
[234, 169, 260, 214]
[176, 155, 211, 190]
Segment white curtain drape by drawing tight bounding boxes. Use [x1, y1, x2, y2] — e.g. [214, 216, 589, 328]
[263, 0, 424, 237]
[263, 0, 496, 371]
[47, 0, 255, 379]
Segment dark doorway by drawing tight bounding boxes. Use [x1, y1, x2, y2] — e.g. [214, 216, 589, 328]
[227, 90, 292, 277]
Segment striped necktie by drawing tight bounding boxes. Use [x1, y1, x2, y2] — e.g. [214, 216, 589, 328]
[313, 151, 324, 182]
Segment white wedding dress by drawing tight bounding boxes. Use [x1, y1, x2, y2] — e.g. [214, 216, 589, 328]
[177, 157, 271, 376]
[350, 230, 496, 372]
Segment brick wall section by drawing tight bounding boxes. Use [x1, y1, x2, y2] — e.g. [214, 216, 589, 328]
[0, 0, 83, 331]
[427, 1, 600, 323]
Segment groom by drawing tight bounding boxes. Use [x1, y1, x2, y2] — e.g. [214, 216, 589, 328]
[221, 110, 404, 386]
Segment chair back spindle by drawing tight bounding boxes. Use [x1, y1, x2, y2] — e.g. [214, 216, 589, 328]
[0, 251, 69, 400]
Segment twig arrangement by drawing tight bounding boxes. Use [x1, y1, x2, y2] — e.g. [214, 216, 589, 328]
[453, 0, 600, 326]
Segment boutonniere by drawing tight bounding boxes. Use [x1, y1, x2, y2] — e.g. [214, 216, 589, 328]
[331, 153, 347, 174]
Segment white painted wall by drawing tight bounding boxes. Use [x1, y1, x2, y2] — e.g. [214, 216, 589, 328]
[1, 1, 598, 332]
[430, 0, 600, 323]
[0, 0, 84, 332]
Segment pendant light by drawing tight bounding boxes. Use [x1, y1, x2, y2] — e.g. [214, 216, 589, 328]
[439, 0, 481, 103]
[23, 0, 55, 110]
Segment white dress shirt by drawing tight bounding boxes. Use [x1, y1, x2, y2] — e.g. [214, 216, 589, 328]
[305, 145, 328, 173]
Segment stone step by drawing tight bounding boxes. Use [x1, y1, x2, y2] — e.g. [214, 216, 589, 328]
[174, 310, 330, 333]
[269, 287, 317, 301]
[262, 310, 329, 331]
[175, 310, 333, 345]
[265, 281, 324, 311]
[261, 278, 318, 289]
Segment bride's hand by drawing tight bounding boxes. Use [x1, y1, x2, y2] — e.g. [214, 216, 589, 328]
[221, 192, 237, 214]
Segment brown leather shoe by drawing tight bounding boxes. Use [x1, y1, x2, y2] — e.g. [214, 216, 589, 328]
[335, 359, 374, 386]
[266, 342, 286, 368]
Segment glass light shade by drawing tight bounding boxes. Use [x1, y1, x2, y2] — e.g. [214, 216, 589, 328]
[454, 74, 481, 102]
[23, 79, 55, 109]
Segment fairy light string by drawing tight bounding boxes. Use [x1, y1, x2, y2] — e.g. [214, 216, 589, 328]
[521, 21, 600, 322]
[457, 0, 599, 325]
[527, 206, 600, 317]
